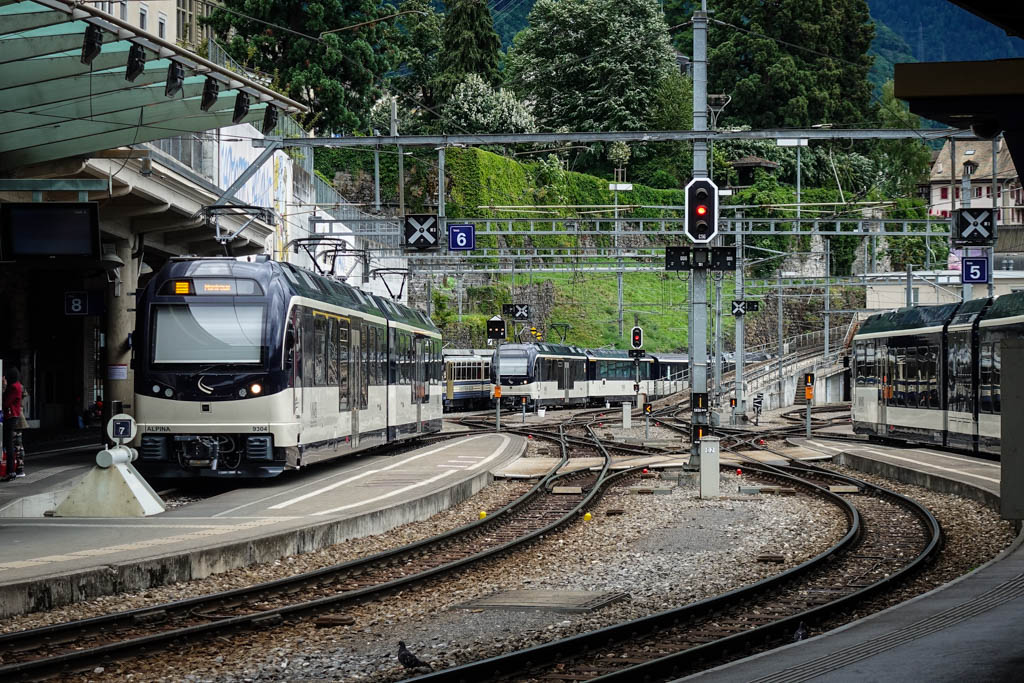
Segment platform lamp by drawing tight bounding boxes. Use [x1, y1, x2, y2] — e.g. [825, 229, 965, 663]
[200, 76, 220, 111]
[125, 43, 146, 82]
[232, 91, 250, 124]
[262, 105, 279, 134]
[164, 61, 185, 97]
[81, 24, 103, 65]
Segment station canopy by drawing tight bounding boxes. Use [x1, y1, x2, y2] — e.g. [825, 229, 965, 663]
[0, 0, 307, 172]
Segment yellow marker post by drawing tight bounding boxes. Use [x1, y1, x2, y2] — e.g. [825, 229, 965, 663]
[479, 510, 487, 519]
[583, 512, 592, 522]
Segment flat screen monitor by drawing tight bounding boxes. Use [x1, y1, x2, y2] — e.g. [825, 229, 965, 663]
[1, 202, 100, 260]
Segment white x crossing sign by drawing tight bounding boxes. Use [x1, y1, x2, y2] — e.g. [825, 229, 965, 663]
[731, 300, 746, 316]
[404, 214, 440, 250]
[954, 209, 995, 245]
[513, 304, 531, 320]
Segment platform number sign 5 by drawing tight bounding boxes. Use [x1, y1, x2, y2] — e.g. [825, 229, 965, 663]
[961, 256, 989, 285]
[448, 223, 475, 251]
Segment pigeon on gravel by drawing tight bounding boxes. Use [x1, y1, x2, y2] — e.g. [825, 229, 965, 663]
[793, 621, 809, 642]
[398, 641, 429, 670]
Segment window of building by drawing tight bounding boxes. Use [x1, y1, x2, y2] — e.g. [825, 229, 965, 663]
[955, 187, 960, 199]
[975, 186, 982, 198]
[120, 1, 127, 20]
[139, 5, 148, 30]
[158, 14, 167, 39]
[940, 187, 948, 199]
[986, 185, 992, 197]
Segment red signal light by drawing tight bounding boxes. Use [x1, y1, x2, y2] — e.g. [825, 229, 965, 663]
[696, 205, 708, 216]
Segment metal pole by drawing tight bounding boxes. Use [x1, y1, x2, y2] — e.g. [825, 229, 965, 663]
[824, 237, 830, 355]
[373, 133, 381, 213]
[392, 100, 405, 218]
[733, 223, 745, 424]
[991, 136, 998, 298]
[495, 338, 501, 433]
[796, 144, 801, 219]
[714, 273, 723, 400]
[438, 146, 446, 228]
[690, 0, 710, 467]
[805, 389, 812, 437]
[777, 269, 784, 402]
[906, 262, 913, 307]
[962, 142, 972, 301]
[616, 190, 623, 338]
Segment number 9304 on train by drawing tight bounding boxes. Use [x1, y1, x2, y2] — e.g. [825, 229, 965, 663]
[131, 256, 442, 479]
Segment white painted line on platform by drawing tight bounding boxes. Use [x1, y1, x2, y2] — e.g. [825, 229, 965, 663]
[805, 440, 845, 453]
[438, 464, 469, 469]
[861, 448, 1000, 484]
[311, 434, 512, 517]
[312, 469, 458, 516]
[907, 448, 1000, 468]
[269, 434, 493, 511]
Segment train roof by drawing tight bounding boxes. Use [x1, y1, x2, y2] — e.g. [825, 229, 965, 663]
[981, 290, 1024, 322]
[948, 296, 990, 329]
[497, 342, 587, 357]
[649, 352, 689, 362]
[856, 302, 960, 336]
[585, 348, 652, 361]
[157, 257, 437, 332]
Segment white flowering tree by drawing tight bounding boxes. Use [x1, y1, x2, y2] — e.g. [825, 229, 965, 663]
[441, 74, 537, 134]
[505, 0, 676, 132]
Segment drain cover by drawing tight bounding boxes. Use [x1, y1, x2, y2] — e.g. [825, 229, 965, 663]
[462, 590, 628, 613]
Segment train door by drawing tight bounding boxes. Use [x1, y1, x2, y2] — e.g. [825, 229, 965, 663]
[563, 360, 573, 401]
[286, 311, 301, 418]
[877, 342, 887, 429]
[349, 325, 360, 446]
[413, 336, 428, 432]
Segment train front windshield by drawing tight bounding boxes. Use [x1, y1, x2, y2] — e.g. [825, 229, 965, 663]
[499, 352, 530, 376]
[153, 303, 265, 364]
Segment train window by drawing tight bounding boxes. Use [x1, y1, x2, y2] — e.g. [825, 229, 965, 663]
[338, 320, 349, 410]
[855, 343, 866, 386]
[361, 324, 369, 408]
[980, 343, 993, 414]
[993, 344, 1001, 413]
[864, 341, 875, 386]
[327, 319, 338, 385]
[313, 315, 327, 386]
[929, 346, 940, 408]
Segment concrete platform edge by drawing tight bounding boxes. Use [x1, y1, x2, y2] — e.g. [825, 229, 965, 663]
[833, 450, 1000, 513]
[0, 470, 496, 619]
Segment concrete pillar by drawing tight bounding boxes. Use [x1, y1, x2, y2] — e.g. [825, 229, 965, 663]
[104, 241, 138, 417]
[700, 437, 720, 499]
[621, 402, 631, 430]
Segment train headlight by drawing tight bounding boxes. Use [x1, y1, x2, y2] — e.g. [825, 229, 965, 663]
[250, 383, 263, 395]
[238, 388, 247, 397]
[163, 388, 173, 398]
[152, 384, 161, 394]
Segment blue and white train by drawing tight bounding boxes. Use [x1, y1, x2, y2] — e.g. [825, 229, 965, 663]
[132, 256, 442, 478]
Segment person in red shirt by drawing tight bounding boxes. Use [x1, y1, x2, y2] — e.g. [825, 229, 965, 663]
[3, 367, 25, 480]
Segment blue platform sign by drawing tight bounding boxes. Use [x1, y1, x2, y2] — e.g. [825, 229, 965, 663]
[961, 256, 990, 284]
[448, 223, 475, 251]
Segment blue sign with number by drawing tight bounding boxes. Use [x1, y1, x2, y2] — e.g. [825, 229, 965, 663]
[448, 223, 475, 251]
[961, 256, 989, 284]
[113, 419, 132, 437]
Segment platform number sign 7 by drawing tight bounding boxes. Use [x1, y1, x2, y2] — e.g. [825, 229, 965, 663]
[113, 419, 132, 438]
[448, 223, 475, 251]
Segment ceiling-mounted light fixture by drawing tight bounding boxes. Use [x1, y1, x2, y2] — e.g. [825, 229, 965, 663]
[164, 61, 185, 97]
[81, 24, 103, 65]
[200, 77, 220, 111]
[125, 43, 146, 82]
[262, 105, 279, 134]
[232, 91, 250, 124]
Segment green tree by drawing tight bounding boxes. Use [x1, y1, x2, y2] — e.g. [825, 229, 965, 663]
[386, 0, 445, 131]
[203, 1, 397, 134]
[505, 0, 676, 133]
[871, 80, 932, 197]
[700, 0, 876, 129]
[436, 0, 503, 102]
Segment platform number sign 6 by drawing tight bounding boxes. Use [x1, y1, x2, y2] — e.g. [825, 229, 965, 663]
[448, 223, 475, 251]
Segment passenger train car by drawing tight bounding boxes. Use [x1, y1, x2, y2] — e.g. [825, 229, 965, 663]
[491, 343, 690, 408]
[851, 291, 1024, 456]
[132, 256, 442, 479]
[442, 349, 493, 411]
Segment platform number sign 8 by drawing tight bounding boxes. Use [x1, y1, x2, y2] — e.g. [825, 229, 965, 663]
[65, 291, 88, 316]
[448, 223, 475, 251]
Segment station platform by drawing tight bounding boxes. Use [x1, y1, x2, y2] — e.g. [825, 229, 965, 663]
[686, 437, 1019, 683]
[0, 433, 524, 618]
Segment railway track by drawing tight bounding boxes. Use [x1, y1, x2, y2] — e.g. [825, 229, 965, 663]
[407, 461, 940, 682]
[0, 424, 632, 681]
